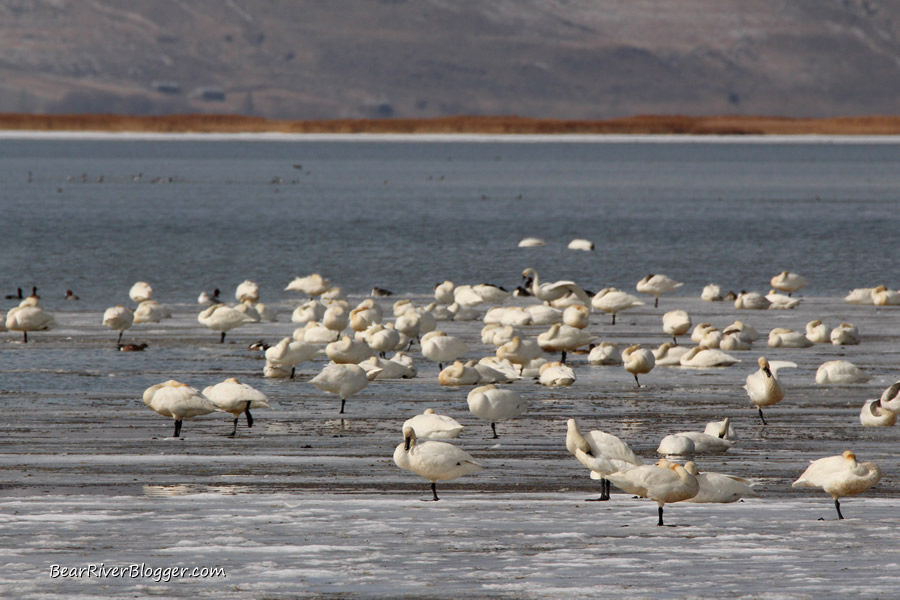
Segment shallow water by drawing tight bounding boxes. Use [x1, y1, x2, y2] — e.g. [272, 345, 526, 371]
[1, 136, 899, 598]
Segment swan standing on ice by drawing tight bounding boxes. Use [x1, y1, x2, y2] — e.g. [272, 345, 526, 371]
[6, 298, 54, 343]
[402, 408, 463, 439]
[285, 273, 332, 296]
[770, 271, 808, 296]
[421, 331, 469, 370]
[636, 274, 683, 308]
[393, 426, 484, 501]
[592, 288, 644, 325]
[467, 384, 527, 438]
[198, 303, 255, 343]
[792, 450, 881, 519]
[662, 310, 691, 345]
[309, 363, 377, 414]
[623, 344, 655, 387]
[202, 377, 270, 436]
[102, 305, 134, 345]
[606, 459, 700, 526]
[520, 268, 590, 306]
[265, 337, 320, 378]
[143, 380, 218, 438]
[744, 357, 797, 424]
[566, 418, 642, 501]
[537, 323, 594, 364]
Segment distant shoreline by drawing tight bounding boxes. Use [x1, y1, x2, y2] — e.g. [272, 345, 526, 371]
[3, 113, 900, 135]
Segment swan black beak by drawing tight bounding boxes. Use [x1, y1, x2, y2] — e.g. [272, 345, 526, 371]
[404, 435, 412, 451]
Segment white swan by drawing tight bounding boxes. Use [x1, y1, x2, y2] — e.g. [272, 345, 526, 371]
[484, 306, 533, 327]
[433, 280, 455, 304]
[481, 323, 523, 346]
[662, 310, 691, 344]
[142, 379, 218, 437]
[285, 273, 332, 296]
[235, 280, 260, 303]
[496, 336, 542, 371]
[765, 290, 801, 309]
[325, 335, 374, 364]
[294, 321, 341, 344]
[792, 450, 882, 519]
[703, 417, 737, 440]
[472, 283, 511, 304]
[359, 355, 417, 380]
[6, 302, 54, 343]
[701, 283, 723, 302]
[526, 304, 563, 326]
[844, 287, 875, 305]
[657, 431, 733, 456]
[202, 377, 270, 436]
[830, 322, 861, 346]
[880, 381, 900, 412]
[770, 271, 808, 296]
[265, 337, 320, 378]
[606, 459, 700, 526]
[197, 304, 254, 343]
[589, 342, 623, 366]
[538, 361, 576, 386]
[872, 285, 900, 306]
[309, 363, 376, 413]
[521, 268, 590, 306]
[402, 408, 463, 439]
[683, 462, 756, 503]
[517, 237, 546, 247]
[128, 281, 153, 303]
[438, 360, 481, 386]
[767, 328, 813, 348]
[291, 300, 327, 325]
[636, 274, 683, 308]
[322, 303, 350, 332]
[537, 323, 594, 363]
[363, 323, 402, 357]
[678, 346, 739, 368]
[562, 304, 590, 329]
[591, 288, 644, 325]
[623, 344, 655, 387]
[652, 342, 689, 366]
[744, 356, 797, 424]
[394, 427, 484, 501]
[102, 305, 134, 344]
[134, 299, 169, 324]
[815, 360, 869, 384]
[859, 398, 896, 427]
[467, 384, 527, 438]
[349, 299, 383, 331]
[805, 320, 831, 344]
[734, 291, 771, 310]
[568, 238, 594, 251]
[421, 330, 469, 370]
[720, 329, 752, 351]
[566, 418, 642, 501]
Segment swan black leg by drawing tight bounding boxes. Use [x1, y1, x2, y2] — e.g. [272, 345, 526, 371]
[245, 402, 253, 427]
[431, 482, 440, 501]
[835, 498, 844, 520]
[229, 418, 238, 436]
[173, 419, 183, 437]
[220, 331, 226, 343]
[657, 506, 664, 526]
[758, 407, 768, 425]
[491, 422, 499, 439]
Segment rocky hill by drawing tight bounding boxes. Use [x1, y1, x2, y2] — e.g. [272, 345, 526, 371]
[1, 0, 898, 120]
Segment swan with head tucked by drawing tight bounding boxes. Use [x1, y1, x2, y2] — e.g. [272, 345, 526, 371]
[605, 459, 700, 526]
[265, 337, 320, 378]
[537, 323, 594, 364]
[285, 273, 332, 296]
[765, 290, 802, 309]
[202, 377, 270, 436]
[568, 238, 594, 251]
[830, 322, 860, 346]
[235, 280, 260, 303]
[538, 361, 576, 386]
[652, 342, 690, 366]
[591, 288, 644, 325]
[623, 344, 655, 387]
[520, 268, 589, 306]
[129, 281, 153, 303]
[589, 342, 623, 366]
[438, 360, 481, 386]
[815, 360, 869, 384]
[566, 418, 642, 501]
[636, 273, 683, 308]
[770, 271, 808, 296]
[467, 384, 527, 438]
[309, 363, 378, 414]
[143, 379, 218, 437]
[102, 305, 134, 345]
[880, 381, 900, 412]
[421, 330, 469, 371]
[6, 299, 54, 343]
[657, 431, 733, 456]
[198, 303, 255, 343]
[402, 408, 463, 439]
[744, 357, 797, 424]
[683, 462, 756, 503]
[792, 450, 881, 519]
[859, 398, 896, 427]
[662, 310, 691, 345]
[678, 346, 738, 368]
[805, 320, 831, 344]
[393, 426, 484, 501]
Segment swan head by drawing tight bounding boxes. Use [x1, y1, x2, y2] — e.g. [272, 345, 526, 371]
[521, 268, 536, 279]
[403, 426, 417, 450]
[683, 461, 699, 475]
[842, 450, 856, 461]
[758, 356, 772, 376]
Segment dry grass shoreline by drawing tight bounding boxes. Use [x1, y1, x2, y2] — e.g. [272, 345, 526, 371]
[3, 113, 900, 135]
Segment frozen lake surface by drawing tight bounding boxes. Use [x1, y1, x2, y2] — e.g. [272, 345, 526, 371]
[1, 136, 899, 598]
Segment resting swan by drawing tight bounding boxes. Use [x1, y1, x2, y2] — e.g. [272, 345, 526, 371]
[393, 427, 483, 501]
